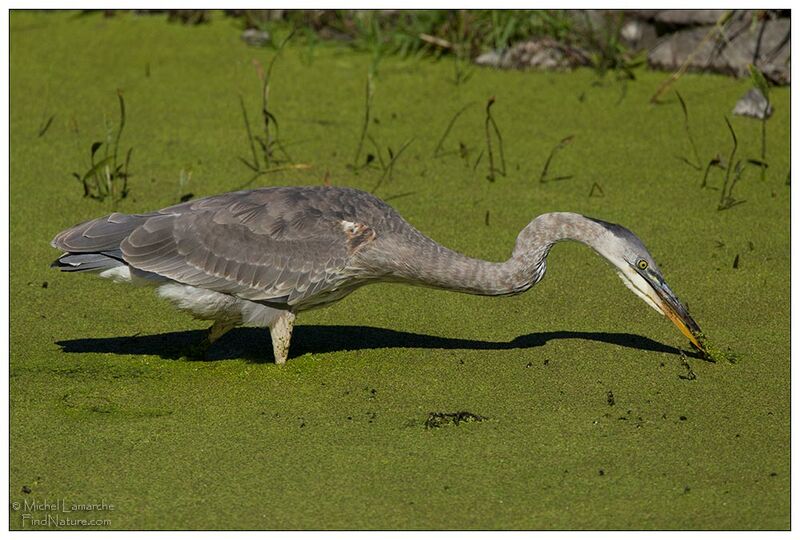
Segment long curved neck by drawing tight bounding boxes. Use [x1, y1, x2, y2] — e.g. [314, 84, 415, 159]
[385, 212, 608, 296]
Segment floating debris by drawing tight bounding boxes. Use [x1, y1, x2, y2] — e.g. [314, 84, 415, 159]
[679, 354, 697, 380]
[424, 411, 486, 429]
[691, 332, 739, 364]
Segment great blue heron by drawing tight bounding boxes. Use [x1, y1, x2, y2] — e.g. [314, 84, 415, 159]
[51, 185, 704, 364]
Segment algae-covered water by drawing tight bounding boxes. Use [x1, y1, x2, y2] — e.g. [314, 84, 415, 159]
[9, 12, 790, 530]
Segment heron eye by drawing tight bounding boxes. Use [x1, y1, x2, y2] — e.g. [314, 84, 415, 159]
[637, 259, 648, 270]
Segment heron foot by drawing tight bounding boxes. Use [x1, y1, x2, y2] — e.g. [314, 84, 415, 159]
[269, 311, 296, 365]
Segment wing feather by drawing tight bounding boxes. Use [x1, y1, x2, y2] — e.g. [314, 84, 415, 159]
[119, 188, 380, 306]
[51, 212, 154, 252]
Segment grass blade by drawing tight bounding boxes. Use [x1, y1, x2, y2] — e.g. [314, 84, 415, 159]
[352, 72, 375, 168]
[540, 135, 574, 182]
[675, 91, 701, 169]
[433, 102, 474, 158]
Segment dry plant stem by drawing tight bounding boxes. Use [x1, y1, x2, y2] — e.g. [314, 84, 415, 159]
[419, 33, 453, 50]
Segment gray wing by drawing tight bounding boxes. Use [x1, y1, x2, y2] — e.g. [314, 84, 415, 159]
[119, 188, 379, 307]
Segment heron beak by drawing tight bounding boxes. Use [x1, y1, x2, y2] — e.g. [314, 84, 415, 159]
[650, 278, 704, 352]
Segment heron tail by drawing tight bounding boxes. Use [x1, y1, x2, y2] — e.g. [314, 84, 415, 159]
[50, 212, 155, 274]
[50, 251, 126, 273]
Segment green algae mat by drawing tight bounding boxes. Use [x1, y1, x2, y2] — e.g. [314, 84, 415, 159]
[9, 12, 790, 530]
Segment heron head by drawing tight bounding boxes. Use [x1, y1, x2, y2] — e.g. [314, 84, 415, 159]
[586, 217, 704, 352]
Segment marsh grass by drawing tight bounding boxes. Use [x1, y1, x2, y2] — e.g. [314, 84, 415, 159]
[238, 30, 295, 179]
[299, 26, 319, 66]
[484, 96, 506, 182]
[105, 10, 652, 85]
[472, 149, 484, 171]
[351, 71, 375, 169]
[579, 11, 644, 80]
[701, 156, 724, 189]
[539, 135, 574, 182]
[345, 68, 413, 192]
[675, 91, 701, 170]
[433, 102, 475, 158]
[71, 89, 132, 204]
[360, 13, 390, 75]
[248, 10, 640, 80]
[748, 64, 770, 182]
[238, 94, 260, 169]
[698, 115, 762, 210]
[37, 112, 55, 138]
[452, 53, 475, 86]
[369, 137, 415, 193]
[588, 181, 604, 197]
[717, 117, 746, 210]
[294, 10, 566, 61]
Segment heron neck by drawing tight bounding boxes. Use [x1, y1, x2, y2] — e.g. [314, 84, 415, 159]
[385, 212, 606, 296]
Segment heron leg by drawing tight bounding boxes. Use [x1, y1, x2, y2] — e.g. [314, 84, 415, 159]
[269, 311, 296, 365]
[207, 320, 236, 345]
[183, 320, 236, 359]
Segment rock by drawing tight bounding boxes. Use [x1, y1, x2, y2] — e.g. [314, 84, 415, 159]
[732, 88, 773, 119]
[225, 9, 286, 22]
[166, 10, 210, 25]
[654, 10, 729, 26]
[624, 10, 663, 22]
[620, 19, 658, 52]
[474, 50, 504, 68]
[648, 16, 790, 84]
[475, 38, 591, 71]
[241, 28, 271, 47]
[318, 26, 353, 42]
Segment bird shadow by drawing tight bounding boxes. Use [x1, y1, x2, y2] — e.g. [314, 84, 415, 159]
[55, 324, 702, 363]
